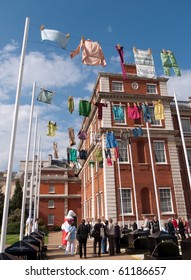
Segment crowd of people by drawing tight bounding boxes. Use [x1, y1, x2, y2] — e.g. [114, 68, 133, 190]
[75, 218, 122, 258]
[60, 214, 191, 259]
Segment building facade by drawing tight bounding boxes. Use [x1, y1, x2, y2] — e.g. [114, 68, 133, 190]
[19, 155, 82, 229]
[77, 64, 191, 228]
[39, 163, 81, 230]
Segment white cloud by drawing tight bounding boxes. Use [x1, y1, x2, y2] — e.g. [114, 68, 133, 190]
[0, 41, 96, 171]
[106, 26, 112, 33]
[84, 82, 94, 92]
[167, 70, 191, 101]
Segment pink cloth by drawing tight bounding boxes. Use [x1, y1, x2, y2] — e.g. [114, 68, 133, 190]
[115, 45, 127, 80]
[70, 39, 106, 67]
[128, 105, 140, 119]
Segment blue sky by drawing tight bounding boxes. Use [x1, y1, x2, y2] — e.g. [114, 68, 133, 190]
[1, 0, 191, 171]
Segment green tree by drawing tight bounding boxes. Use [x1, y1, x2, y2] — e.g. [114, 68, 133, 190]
[9, 180, 23, 212]
[0, 186, 5, 226]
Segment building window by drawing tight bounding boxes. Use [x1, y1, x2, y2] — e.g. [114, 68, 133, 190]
[150, 106, 161, 126]
[49, 184, 55, 193]
[137, 140, 146, 163]
[48, 200, 55, 208]
[159, 188, 173, 213]
[117, 140, 129, 163]
[96, 193, 100, 218]
[100, 192, 104, 217]
[153, 141, 166, 163]
[112, 81, 124, 92]
[181, 118, 191, 133]
[187, 149, 191, 168]
[147, 84, 157, 94]
[112, 104, 126, 124]
[48, 214, 54, 225]
[120, 189, 132, 214]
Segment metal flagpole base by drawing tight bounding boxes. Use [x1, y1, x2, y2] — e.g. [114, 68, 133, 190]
[0, 252, 21, 260]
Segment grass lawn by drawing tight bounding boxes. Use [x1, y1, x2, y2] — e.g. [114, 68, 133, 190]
[6, 234, 19, 244]
[0, 234, 20, 245]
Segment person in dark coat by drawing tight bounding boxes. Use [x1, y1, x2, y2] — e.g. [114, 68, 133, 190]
[178, 217, 186, 239]
[167, 218, 175, 235]
[92, 218, 103, 257]
[76, 219, 89, 258]
[101, 220, 108, 254]
[150, 216, 160, 234]
[114, 222, 121, 254]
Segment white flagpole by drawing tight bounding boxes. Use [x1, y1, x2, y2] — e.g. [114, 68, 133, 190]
[36, 150, 42, 219]
[33, 135, 41, 228]
[146, 122, 161, 228]
[28, 114, 38, 235]
[19, 82, 36, 241]
[117, 159, 125, 227]
[128, 138, 139, 227]
[172, 78, 191, 189]
[0, 17, 30, 253]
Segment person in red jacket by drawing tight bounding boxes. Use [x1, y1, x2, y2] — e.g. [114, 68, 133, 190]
[171, 216, 179, 239]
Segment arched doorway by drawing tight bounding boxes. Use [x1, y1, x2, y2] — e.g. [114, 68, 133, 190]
[141, 187, 151, 214]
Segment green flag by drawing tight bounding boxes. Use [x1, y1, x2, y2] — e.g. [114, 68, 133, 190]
[160, 50, 181, 76]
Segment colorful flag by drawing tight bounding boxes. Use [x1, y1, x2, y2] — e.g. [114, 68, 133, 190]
[47, 121, 57, 136]
[70, 37, 106, 67]
[160, 49, 181, 76]
[37, 89, 55, 104]
[133, 47, 156, 78]
[53, 142, 59, 158]
[40, 25, 70, 49]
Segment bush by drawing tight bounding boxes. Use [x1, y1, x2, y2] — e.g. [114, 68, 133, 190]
[7, 222, 20, 234]
[39, 225, 49, 236]
[53, 225, 61, 231]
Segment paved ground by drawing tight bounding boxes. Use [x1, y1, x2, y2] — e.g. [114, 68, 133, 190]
[46, 231, 144, 260]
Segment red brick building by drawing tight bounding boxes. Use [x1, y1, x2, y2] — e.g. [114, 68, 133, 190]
[39, 163, 81, 230]
[77, 64, 191, 228]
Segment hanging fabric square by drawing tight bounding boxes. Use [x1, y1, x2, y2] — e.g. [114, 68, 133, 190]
[53, 142, 59, 158]
[37, 89, 55, 104]
[40, 25, 70, 49]
[115, 45, 127, 80]
[70, 37, 106, 67]
[160, 50, 181, 76]
[68, 127, 76, 146]
[47, 121, 57, 136]
[112, 105, 124, 121]
[133, 47, 156, 78]
[68, 96, 74, 113]
[79, 100, 91, 117]
[154, 100, 165, 120]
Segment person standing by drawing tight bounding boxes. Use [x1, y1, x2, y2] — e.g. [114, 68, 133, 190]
[25, 217, 33, 236]
[172, 216, 179, 238]
[167, 218, 175, 235]
[86, 219, 92, 239]
[150, 216, 160, 234]
[93, 218, 103, 257]
[178, 217, 186, 239]
[101, 220, 108, 254]
[65, 221, 77, 255]
[114, 221, 121, 254]
[76, 219, 89, 258]
[141, 215, 150, 234]
[107, 218, 115, 256]
[32, 218, 39, 233]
